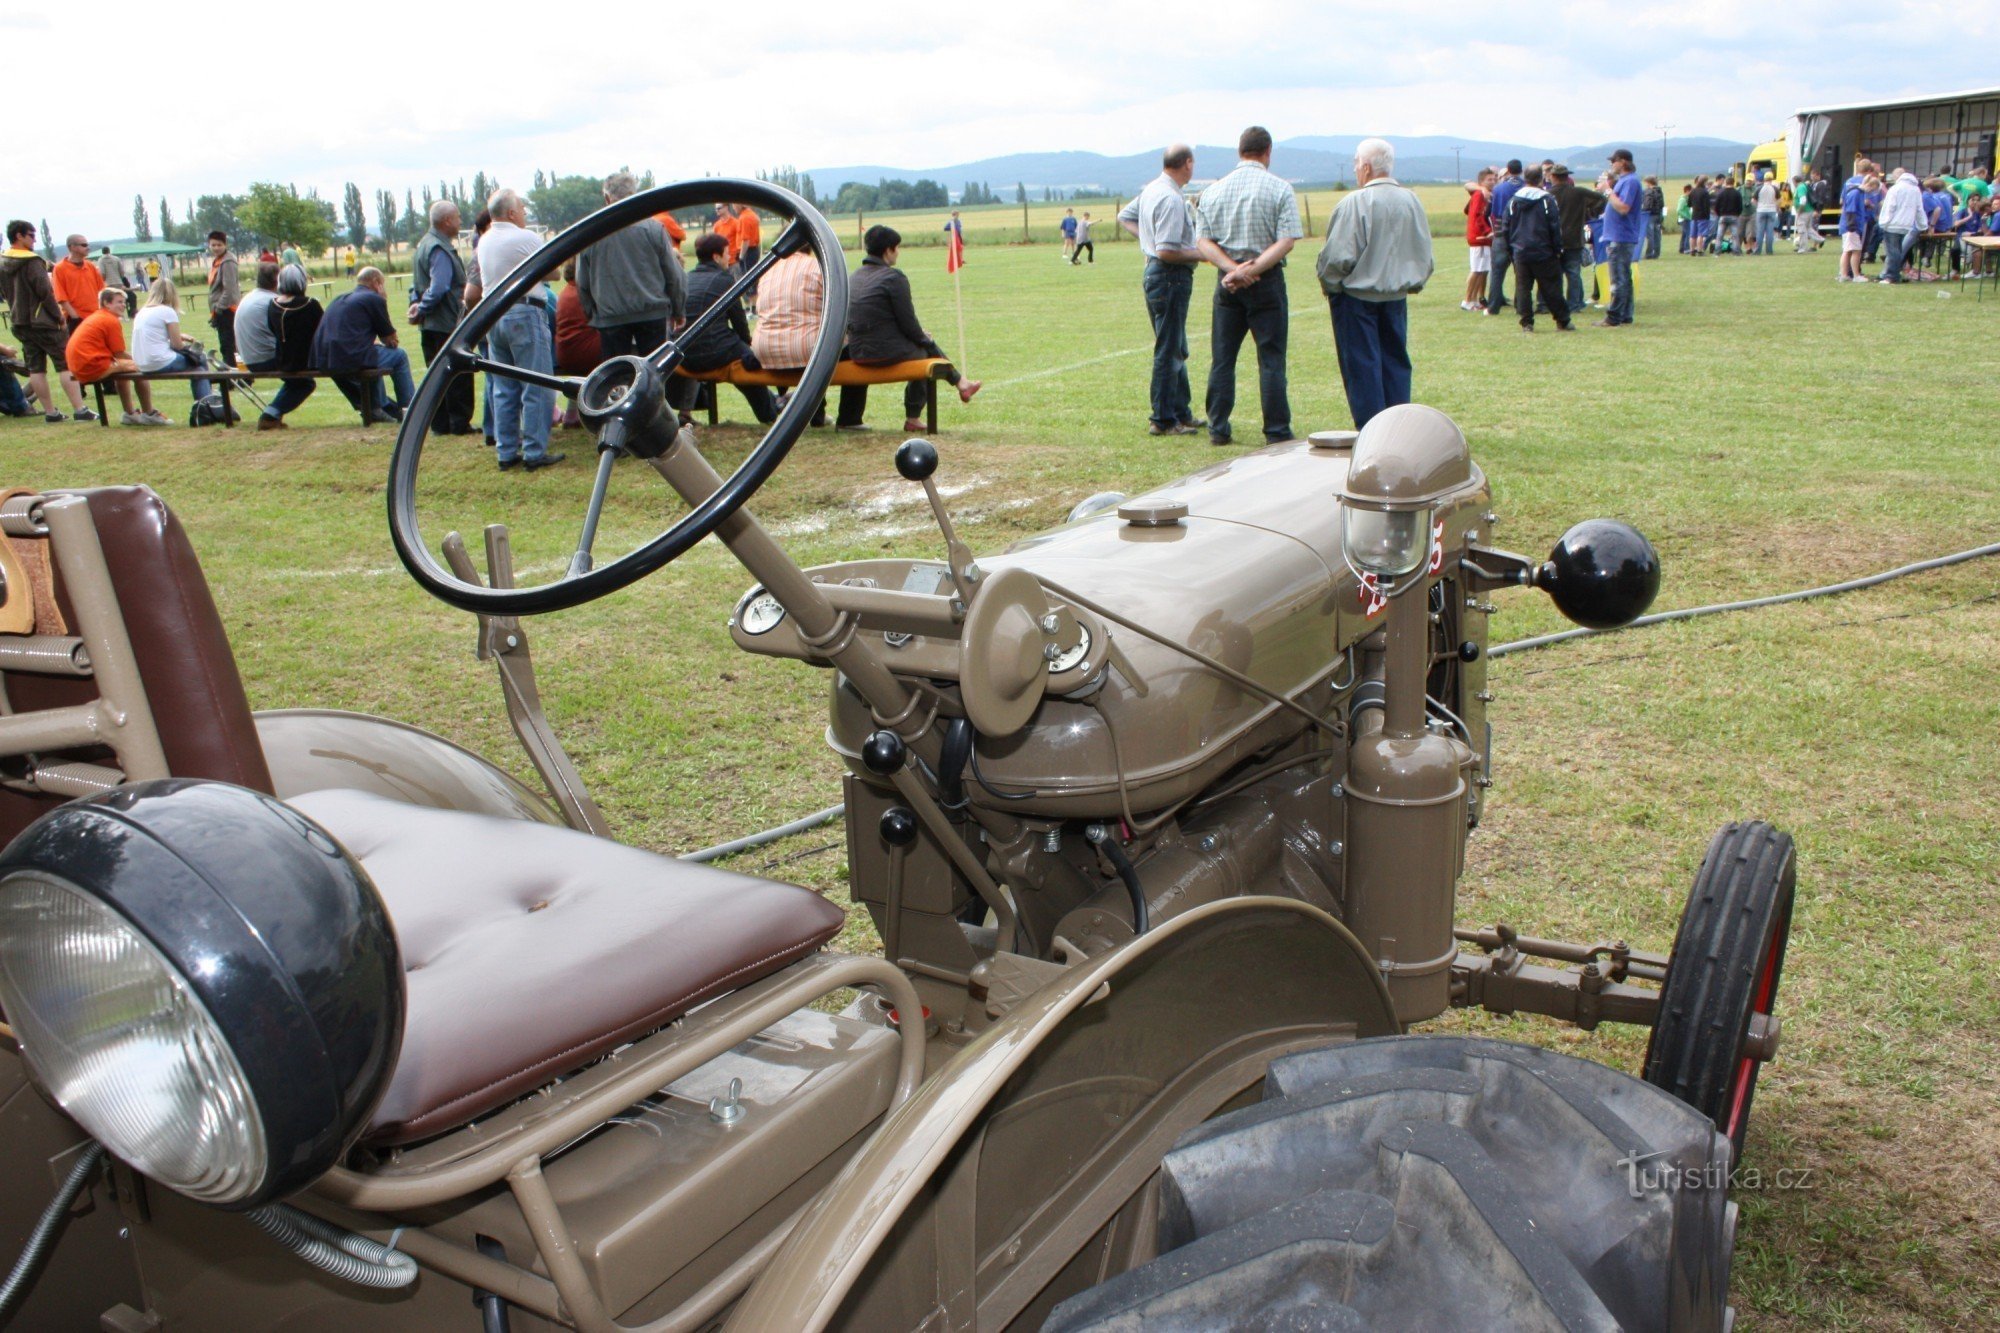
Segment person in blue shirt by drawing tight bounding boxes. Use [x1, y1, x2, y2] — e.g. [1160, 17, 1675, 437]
[1483, 160, 1524, 314]
[1059, 209, 1077, 262]
[1837, 172, 1878, 282]
[1596, 150, 1645, 327]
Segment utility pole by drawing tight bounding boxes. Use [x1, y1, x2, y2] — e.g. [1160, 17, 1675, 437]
[1452, 146, 1463, 183]
[1656, 125, 1675, 177]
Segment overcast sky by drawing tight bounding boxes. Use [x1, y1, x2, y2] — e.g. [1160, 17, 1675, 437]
[12, 2, 1995, 239]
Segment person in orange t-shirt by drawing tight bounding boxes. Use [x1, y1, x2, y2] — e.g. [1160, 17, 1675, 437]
[711, 203, 740, 264]
[64, 289, 165, 424]
[654, 210, 686, 251]
[51, 235, 106, 337]
[733, 205, 761, 268]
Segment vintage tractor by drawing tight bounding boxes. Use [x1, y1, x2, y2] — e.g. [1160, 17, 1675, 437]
[0, 182, 1793, 1332]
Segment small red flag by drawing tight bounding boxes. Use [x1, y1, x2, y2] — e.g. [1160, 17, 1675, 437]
[946, 222, 965, 274]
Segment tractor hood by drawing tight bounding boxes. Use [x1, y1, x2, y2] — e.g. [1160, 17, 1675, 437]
[811, 440, 1490, 816]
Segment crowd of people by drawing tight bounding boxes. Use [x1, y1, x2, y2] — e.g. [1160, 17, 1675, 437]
[10, 145, 1997, 436]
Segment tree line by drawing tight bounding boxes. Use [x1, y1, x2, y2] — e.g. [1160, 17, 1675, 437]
[111, 164, 1062, 258]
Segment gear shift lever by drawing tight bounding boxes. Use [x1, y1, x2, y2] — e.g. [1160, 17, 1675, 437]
[895, 438, 979, 605]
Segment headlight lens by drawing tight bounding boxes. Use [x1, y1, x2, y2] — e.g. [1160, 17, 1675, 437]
[1342, 505, 1430, 577]
[0, 870, 266, 1203]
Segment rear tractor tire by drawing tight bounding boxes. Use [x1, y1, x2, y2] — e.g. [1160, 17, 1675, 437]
[1046, 1036, 1738, 1333]
[1643, 821, 1796, 1162]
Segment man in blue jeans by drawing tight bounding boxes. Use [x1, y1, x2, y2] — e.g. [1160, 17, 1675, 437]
[475, 188, 563, 471]
[309, 268, 416, 423]
[1315, 138, 1433, 428]
[1597, 150, 1645, 327]
[1117, 144, 1203, 434]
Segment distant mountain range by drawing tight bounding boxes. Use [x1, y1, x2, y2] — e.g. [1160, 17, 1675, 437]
[809, 135, 1757, 199]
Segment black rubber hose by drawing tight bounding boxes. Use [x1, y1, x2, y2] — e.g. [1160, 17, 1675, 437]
[1491, 540, 2000, 658]
[0, 1141, 105, 1328]
[937, 717, 974, 811]
[1098, 834, 1150, 935]
[474, 1234, 513, 1333]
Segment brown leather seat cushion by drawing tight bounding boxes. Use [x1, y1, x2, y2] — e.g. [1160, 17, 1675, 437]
[290, 789, 847, 1146]
[0, 486, 272, 844]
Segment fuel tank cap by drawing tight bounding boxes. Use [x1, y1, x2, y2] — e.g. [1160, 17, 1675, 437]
[1308, 430, 1359, 451]
[1117, 499, 1189, 527]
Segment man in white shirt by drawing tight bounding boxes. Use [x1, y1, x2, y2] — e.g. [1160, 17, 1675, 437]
[1118, 144, 1203, 434]
[475, 189, 563, 470]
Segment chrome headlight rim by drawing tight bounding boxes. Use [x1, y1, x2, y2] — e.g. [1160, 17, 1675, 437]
[0, 780, 403, 1210]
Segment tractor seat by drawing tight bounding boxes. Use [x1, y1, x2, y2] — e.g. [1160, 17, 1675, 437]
[289, 788, 847, 1146]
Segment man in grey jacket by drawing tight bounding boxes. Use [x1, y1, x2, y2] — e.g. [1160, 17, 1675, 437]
[1314, 139, 1433, 429]
[576, 171, 686, 359]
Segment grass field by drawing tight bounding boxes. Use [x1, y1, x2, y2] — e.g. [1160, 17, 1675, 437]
[6, 229, 1997, 1328]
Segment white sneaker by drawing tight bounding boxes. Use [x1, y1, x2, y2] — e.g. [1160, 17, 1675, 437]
[121, 412, 164, 427]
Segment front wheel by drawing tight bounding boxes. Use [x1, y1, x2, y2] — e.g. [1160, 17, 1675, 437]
[1644, 821, 1797, 1162]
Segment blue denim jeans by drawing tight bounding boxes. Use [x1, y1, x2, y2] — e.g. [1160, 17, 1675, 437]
[1560, 249, 1588, 311]
[1141, 259, 1194, 427]
[490, 305, 553, 462]
[1205, 268, 1289, 443]
[1754, 212, 1777, 254]
[1485, 232, 1512, 311]
[1880, 228, 1912, 280]
[366, 345, 415, 409]
[1644, 213, 1663, 259]
[154, 347, 211, 401]
[1606, 242, 1636, 325]
[247, 359, 315, 419]
[1327, 294, 1410, 429]
[0, 363, 26, 414]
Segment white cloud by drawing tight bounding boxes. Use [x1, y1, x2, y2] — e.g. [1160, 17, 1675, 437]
[14, 0, 1996, 237]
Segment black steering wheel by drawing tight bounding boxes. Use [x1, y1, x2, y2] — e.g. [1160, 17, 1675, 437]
[387, 179, 848, 615]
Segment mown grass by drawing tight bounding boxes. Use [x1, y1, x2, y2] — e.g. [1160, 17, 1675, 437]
[6, 228, 1996, 1328]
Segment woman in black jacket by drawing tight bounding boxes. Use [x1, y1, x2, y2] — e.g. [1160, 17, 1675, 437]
[835, 226, 981, 431]
[259, 264, 321, 430]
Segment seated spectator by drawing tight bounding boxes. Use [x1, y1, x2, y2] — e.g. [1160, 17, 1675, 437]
[836, 225, 981, 431]
[253, 265, 321, 430]
[310, 267, 414, 423]
[555, 259, 603, 376]
[679, 232, 776, 424]
[130, 278, 213, 403]
[235, 262, 282, 372]
[576, 170, 685, 360]
[0, 338, 30, 416]
[65, 289, 167, 425]
[753, 247, 828, 425]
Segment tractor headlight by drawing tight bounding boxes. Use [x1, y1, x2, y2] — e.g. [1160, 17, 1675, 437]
[0, 872, 266, 1203]
[1342, 504, 1431, 577]
[0, 780, 403, 1209]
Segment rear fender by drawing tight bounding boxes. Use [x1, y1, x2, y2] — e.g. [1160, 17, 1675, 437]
[254, 708, 563, 826]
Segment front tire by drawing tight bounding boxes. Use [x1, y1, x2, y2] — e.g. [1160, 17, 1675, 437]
[1643, 821, 1796, 1162]
[1046, 1036, 1737, 1333]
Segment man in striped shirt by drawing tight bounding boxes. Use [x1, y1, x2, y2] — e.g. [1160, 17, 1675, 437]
[1195, 126, 1303, 446]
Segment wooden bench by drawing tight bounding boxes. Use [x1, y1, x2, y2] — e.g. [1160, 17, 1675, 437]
[90, 368, 391, 428]
[672, 358, 953, 432]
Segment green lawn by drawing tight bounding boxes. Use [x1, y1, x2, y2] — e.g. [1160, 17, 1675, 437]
[7, 230, 1997, 1329]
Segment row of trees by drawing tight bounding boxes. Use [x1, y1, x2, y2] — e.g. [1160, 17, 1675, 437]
[107, 164, 1095, 259]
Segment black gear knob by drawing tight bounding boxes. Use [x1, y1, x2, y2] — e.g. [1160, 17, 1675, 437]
[895, 438, 938, 482]
[861, 729, 907, 775]
[879, 806, 918, 847]
[1538, 520, 1662, 630]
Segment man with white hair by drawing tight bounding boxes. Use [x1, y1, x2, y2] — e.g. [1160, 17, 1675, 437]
[476, 188, 562, 471]
[1314, 138, 1433, 429]
[575, 170, 685, 362]
[407, 199, 472, 433]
